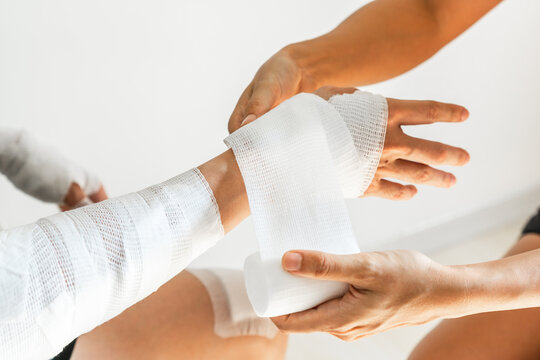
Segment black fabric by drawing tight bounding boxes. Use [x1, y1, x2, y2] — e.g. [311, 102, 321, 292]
[51, 339, 77, 360]
[522, 208, 540, 236]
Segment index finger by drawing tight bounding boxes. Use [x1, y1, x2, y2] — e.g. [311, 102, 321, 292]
[388, 99, 469, 125]
[228, 83, 254, 133]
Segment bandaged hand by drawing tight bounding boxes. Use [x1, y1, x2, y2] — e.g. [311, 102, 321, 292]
[240, 86, 469, 200]
[272, 249, 463, 341]
[0, 128, 108, 209]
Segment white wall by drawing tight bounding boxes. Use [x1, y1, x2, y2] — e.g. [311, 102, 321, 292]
[1, 0, 539, 270]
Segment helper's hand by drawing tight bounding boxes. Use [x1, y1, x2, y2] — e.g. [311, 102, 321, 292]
[228, 48, 317, 134]
[272, 250, 463, 341]
[60, 183, 108, 211]
[242, 86, 470, 200]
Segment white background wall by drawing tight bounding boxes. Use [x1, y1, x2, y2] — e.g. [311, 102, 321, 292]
[1, 0, 540, 267]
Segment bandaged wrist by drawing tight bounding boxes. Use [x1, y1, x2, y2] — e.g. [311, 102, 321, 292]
[0, 127, 101, 204]
[225, 93, 361, 317]
[0, 168, 224, 359]
[329, 90, 388, 196]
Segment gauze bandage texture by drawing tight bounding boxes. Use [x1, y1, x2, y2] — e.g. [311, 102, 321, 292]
[0, 169, 223, 359]
[0, 127, 101, 204]
[329, 91, 388, 196]
[225, 93, 361, 317]
[188, 268, 278, 339]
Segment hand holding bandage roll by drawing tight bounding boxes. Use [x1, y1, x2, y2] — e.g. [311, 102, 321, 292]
[226, 91, 385, 317]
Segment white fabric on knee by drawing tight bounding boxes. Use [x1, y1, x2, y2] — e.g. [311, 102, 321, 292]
[0, 168, 223, 359]
[225, 93, 364, 317]
[188, 268, 278, 339]
[0, 127, 101, 204]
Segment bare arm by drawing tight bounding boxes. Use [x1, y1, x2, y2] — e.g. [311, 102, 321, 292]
[229, 0, 501, 132]
[290, 0, 502, 87]
[271, 241, 540, 340]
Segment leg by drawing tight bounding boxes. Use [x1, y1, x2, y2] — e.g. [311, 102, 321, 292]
[410, 232, 540, 360]
[71, 270, 287, 360]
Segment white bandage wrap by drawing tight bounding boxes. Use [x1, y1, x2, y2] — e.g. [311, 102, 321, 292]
[0, 127, 101, 204]
[329, 91, 388, 195]
[0, 168, 223, 359]
[226, 93, 371, 317]
[188, 268, 278, 339]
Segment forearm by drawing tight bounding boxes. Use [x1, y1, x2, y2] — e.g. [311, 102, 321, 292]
[446, 248, 540, 317]
[286, 0, 501, 89]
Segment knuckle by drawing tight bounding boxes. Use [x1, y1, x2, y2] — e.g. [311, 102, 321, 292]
[426, 101, 440, 122]
[391, 187, 407, 200]
[313, 254, 333, 277]
[247, 99, 266, 113]
[416, 167, 432, 183]
[434, 148, 448, 164]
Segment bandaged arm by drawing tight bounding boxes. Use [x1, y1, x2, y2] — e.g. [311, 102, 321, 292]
[0, 149, 246, 359]
[0, 91, 386, 358]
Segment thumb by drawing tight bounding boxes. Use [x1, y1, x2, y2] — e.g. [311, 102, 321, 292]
[240, 82, 280, 127]
[282, 250, 362, 283]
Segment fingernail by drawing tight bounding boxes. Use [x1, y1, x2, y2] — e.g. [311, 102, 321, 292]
[283, 252, 303, 271]
[461, 109, 469, 121]
[241, 114, 257, 126]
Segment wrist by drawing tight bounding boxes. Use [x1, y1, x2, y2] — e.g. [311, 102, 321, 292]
[198, 150, 248, 233]
[281, 42, 325, 92]
[437, 263, 500, 319]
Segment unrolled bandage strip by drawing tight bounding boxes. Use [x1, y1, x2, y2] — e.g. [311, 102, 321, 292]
[0, 127, 101, 205]
[225, 91, 387, 317]
[188, 268, 278, 338]
[0, 169, 223, 359]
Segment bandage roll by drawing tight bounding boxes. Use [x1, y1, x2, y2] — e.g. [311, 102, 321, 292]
[225, 93, 360, 317]
[244, 253, 348, 317]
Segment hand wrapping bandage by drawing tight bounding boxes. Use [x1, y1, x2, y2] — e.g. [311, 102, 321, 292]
[225, 91, 387, 317]
[0, 127, 101, 204]
[0, 169, 223, 359]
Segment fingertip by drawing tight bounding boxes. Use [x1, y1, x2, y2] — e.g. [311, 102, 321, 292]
[89, 186, 108, 203]
[283, 251, 303, 272]
[406, 185, 418, 199]
[447, 174, 457, 187]
[240, 114, 257, 127]
[460, 108, 470, 122]
[461, 150, 471, 165]
[63, 182, 85, 207]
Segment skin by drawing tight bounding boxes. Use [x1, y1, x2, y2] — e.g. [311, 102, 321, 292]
[229, 0, 501, 199]
[60, 182, 108, 211]
[273, 235, 540, 345]
[409, 233, 540, 360]
[69, 87, 469, 358]
[63, 0, 512, 357]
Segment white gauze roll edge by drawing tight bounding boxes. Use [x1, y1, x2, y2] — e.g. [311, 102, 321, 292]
[225, 93, 360, 317]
